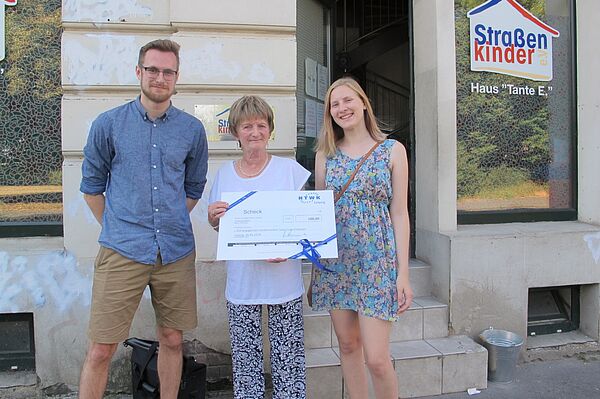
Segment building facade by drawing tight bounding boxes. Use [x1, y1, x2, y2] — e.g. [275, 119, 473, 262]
[1, 0, 599, 396]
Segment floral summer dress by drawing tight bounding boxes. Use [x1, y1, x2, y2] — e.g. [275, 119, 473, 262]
[311, 139, 400, 321]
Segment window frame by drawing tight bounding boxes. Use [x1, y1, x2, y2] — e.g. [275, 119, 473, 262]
[0, 0, 63, 237]
[457, 1, 578, 225]
[0, 223, 63, 238]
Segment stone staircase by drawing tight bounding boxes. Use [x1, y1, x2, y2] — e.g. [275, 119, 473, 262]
[302, 259, 488, 398]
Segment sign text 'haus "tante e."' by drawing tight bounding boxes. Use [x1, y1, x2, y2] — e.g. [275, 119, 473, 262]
[468, 0, 560, 81]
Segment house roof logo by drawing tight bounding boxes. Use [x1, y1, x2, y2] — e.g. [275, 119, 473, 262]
[216, 107, 230, 118]
[468, 0, 559, 81]
[1, 0, 18, 61]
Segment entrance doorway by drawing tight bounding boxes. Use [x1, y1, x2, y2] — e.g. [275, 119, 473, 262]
[296, 0, 415, 253]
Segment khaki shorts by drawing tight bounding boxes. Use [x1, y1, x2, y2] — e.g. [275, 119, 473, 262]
[88, 246, 198, 344]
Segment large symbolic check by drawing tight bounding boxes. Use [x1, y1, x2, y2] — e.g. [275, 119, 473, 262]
[216, 190, 338, 261]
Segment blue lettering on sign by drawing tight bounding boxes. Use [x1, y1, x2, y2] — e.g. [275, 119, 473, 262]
[474, 23, 548, 50]
[514, 28, 525, 48]
[475, 24, 487, 45]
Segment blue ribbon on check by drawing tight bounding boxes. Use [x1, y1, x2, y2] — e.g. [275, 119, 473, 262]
[226, 191, 257, 210]
[289, 234, 337, 272]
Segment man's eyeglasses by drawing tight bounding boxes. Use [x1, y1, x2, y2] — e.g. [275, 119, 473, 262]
[139, 65, 178, 81]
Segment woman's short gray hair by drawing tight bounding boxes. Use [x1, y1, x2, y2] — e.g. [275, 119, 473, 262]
[228, 96, 274, 137]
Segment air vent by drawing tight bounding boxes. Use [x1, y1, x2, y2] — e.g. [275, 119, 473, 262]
[0, 313, 35, 371]
[528, 286, 580, 336]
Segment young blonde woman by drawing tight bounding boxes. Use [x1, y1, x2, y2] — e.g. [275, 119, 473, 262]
[310, 77, 413, 399]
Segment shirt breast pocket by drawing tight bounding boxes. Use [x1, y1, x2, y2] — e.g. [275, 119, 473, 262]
[163, 146, 189, 171]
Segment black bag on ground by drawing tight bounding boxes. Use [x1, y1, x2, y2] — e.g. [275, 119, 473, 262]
[124, 337, 207, 399]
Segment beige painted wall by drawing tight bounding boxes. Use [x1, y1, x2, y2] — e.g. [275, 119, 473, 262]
[0, 0, 298, 389]
[413, 0, 457, 304]
[447, 222, 600, 339]
[576, 0, 600, 225]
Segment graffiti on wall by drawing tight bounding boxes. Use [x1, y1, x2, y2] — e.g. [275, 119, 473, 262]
[183, 44, 242, 81]
[63, 0, 152, 22]
[248, 62, 275, 84]
[0, 250, 91, 313]
[63, 34, 279, 87]
[584, 232, 600, 264]
[63, 34, 138, 85]
[65, 191, 103, 226]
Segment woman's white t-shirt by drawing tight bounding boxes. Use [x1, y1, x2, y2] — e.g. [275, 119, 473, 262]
[209, 155, 311, 305]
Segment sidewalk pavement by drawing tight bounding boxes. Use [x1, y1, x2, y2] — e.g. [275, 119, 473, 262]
[419, 355, 600, 399]
[108, 354, 600, 399]
[3, 350, 600, 398]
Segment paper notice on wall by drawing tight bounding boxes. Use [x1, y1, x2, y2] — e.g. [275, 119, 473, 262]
[305, 98, 317, 138]
[316, 102, 324, 137]
[305, 58, 317, 98]
[317, 64, 329, 101]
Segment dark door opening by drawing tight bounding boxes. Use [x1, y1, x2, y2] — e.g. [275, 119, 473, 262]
[331, 0, 415, 255]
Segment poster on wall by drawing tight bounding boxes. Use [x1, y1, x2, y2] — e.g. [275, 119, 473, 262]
[317, 64, 329, 100]
[316, 102, 324, 137]
[305, 58, 317, 98]
[194, 104, 276, 142]
[304, 98, 317, 138]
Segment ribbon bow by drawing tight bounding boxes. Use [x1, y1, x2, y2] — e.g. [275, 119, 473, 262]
[289, 234, 337, 272]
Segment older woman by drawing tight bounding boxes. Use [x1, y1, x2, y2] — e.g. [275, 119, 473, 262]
[207, 95, 309, 399]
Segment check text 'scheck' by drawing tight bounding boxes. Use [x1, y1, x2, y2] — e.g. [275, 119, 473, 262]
[216, 190, 338, 261]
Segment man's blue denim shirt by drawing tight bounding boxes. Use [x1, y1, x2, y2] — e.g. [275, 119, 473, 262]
[80, 97, 208, 265]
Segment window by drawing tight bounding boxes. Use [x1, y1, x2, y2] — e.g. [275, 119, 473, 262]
[0, 0, 62, 236]
[455, 0, 576, 224]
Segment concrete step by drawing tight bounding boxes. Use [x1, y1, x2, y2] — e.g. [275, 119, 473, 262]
[306, 336, 488, 399]
[303, 296, 449, 350]
[302, 258, 432, 299]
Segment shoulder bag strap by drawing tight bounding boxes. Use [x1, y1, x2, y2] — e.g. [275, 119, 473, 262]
[137, 341, 159, 391]
[334, 140, 384, 203]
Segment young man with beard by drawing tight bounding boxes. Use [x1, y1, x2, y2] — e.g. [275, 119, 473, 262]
[78, 39, 208, 399]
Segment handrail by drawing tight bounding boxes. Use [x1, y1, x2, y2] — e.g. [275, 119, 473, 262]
[366, 71, 410, 135]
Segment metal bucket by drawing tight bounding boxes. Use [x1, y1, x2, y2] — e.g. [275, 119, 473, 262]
[479, 328, 524, 383]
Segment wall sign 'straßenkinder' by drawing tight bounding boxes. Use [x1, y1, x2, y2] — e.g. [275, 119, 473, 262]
[468, 0, 560, 82]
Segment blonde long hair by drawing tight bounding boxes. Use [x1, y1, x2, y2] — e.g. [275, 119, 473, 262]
[315, 77, 386, 157]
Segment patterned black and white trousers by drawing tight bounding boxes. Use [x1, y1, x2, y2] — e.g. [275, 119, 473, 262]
[227, 296, 306, 399]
